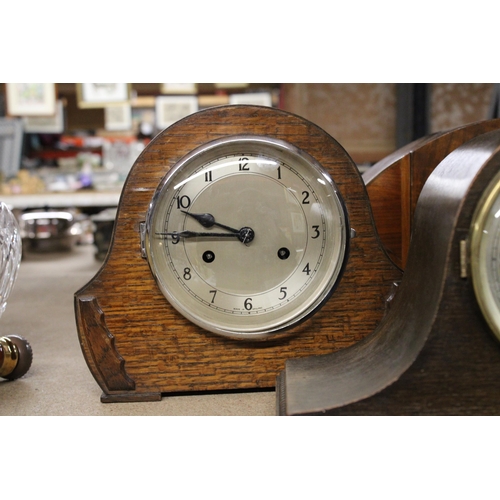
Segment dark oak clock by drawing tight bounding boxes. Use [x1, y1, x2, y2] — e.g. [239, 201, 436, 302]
[277, 128, 500, 415]
[74, 105, 402, 403]
[363, 118, 500, 269]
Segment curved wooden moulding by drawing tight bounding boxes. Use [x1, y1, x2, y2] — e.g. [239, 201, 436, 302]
[364, 119, 500, 270]
[74, 105, 402, 403]
[277, 129, 500, 415]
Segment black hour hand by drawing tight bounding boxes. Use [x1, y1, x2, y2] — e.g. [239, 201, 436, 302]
[181, 210, 216, 228]
[181, 210, 239, 234]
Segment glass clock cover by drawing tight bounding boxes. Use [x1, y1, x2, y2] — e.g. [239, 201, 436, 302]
[144, 136, 349, 340]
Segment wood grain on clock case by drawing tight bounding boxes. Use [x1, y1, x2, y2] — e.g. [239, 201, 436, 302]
[74, 105, 402, 402]
[364, 118, 500, 270]
[277, 129, 500, 415]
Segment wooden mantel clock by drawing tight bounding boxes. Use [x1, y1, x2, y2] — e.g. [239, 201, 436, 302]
[74, 105, 402, 403]
[277, 128, 500, 415]
[363, 118, 500, 270]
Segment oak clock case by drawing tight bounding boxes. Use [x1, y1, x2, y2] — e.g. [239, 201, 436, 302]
[278, 129, 500, 415]
[74, 105, 402, 403]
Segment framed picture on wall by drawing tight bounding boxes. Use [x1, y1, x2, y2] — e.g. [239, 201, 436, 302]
[155, 95, 198, 129]
[160, 83, 198, 94]
[229, 92, 273, 107]
[105, 103, 132, 131]
[0, 117, 23, 178]
[23, 100, 65, 133]
[77, 83, 131, 108]
[5, 83, 57, 116]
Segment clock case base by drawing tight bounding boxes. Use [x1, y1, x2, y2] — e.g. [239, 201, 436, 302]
[74, 105, 402, 402]
[277, 130, 500, 415]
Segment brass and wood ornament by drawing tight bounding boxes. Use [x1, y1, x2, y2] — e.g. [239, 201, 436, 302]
[278, 128, 500, 415]
[75, 105, 402, 403]
[0, 335, 32, 380]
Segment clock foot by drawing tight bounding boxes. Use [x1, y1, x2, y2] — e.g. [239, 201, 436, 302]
[101, 392, 162, 403]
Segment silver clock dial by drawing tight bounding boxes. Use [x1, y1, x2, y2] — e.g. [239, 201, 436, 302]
[471, 170, 500, 340]
[145, 136, 349, 340]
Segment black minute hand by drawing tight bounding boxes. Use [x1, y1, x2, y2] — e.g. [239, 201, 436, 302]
[157, 230, 240, 239]
[157, 226, 255, 244]
[181, 210, 240, 234]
